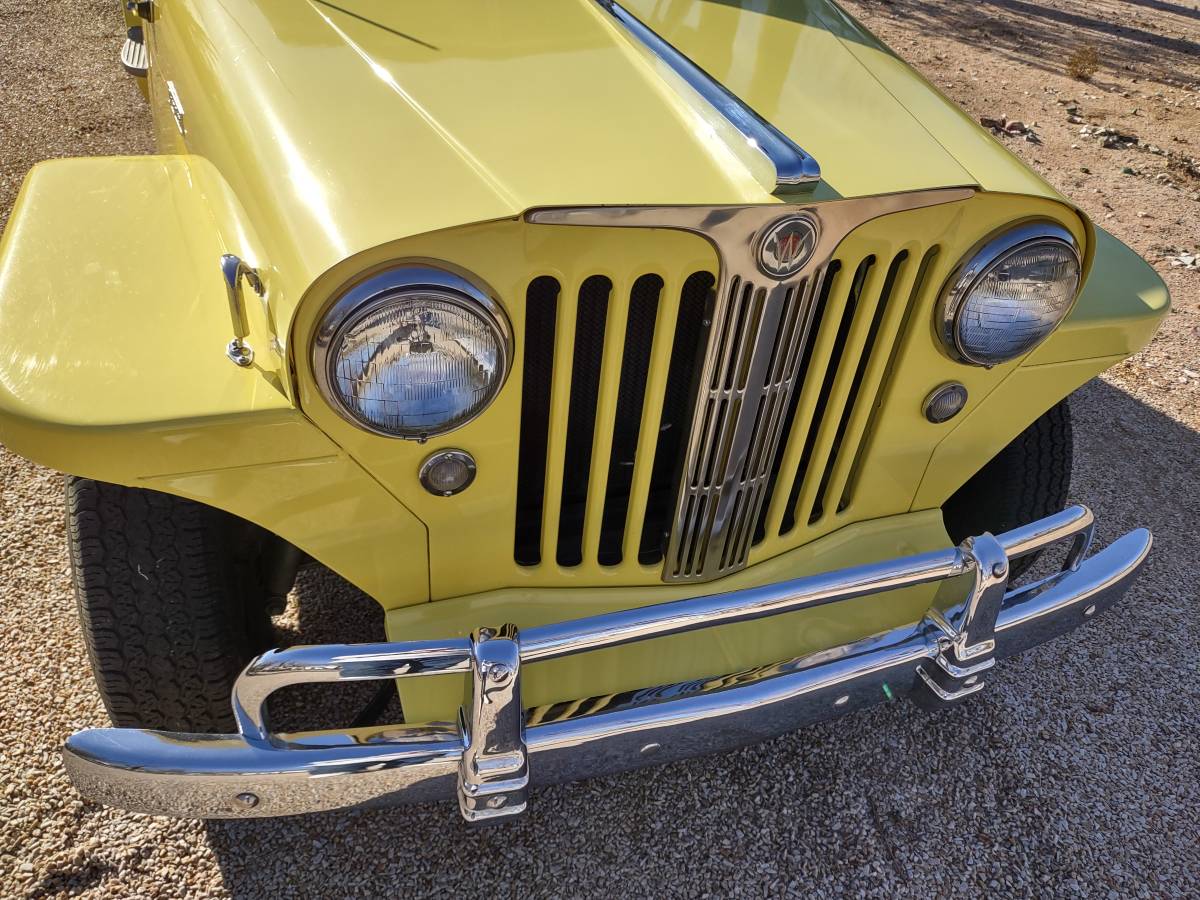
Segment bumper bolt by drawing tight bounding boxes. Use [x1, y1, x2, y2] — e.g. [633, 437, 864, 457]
[233, 792, 259, 810]
[992, 561, 1008, 578]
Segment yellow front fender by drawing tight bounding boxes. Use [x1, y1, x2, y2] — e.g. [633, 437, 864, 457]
[0, 156, 429, 607]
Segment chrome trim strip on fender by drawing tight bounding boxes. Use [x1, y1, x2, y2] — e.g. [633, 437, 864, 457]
[594, 0, 821, 192]
[63, 507, 1151, 823]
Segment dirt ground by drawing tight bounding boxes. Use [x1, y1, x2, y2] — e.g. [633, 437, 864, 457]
[847, 0, 1200, 427]
[1, 1, 1198, 898]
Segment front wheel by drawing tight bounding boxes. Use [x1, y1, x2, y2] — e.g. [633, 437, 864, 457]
[67, 478, 279, 733]
[942, 398, 1073, 579]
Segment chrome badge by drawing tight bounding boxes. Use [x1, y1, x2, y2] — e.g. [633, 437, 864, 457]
[757, 215, 819, 278]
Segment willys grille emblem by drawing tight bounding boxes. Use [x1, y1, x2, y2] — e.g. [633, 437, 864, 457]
[757, 215, 819, 278]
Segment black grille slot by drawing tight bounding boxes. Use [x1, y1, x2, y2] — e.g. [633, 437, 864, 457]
[840, 247, 941, 511]
[637, 272, 715, 566]
[556, 276, 612, 567]
[809, 253, 898, 523]
[598, 275, 663, 566]
[513, 276, 560, 566]
[813, 250, 908, 519]
[781, 258, 872, 534]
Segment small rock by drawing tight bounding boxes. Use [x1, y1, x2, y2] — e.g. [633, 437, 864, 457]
[1121, 166, 1137, 175]
[1080, 166, 1091, 174]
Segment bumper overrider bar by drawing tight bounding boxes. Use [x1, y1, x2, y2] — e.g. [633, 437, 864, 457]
[64, 506, 1150, 822]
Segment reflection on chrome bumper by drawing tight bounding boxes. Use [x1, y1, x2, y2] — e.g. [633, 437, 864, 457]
[64, 506, 1150, 822]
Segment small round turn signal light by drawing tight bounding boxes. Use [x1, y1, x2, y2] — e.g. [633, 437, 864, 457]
[419, 449, 477, 497]
[923, 382, 969, 424]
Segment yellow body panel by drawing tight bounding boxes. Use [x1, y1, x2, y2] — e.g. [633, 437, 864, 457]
[292, 190, 1087, 601]
[913, 354, 1127, 511]
[0, 157, 283, 434]
[0, 156, 430, 606]
[390, 508, 956, 723]
[1027, 226, 1170, 365]
[0, 1, 1170, 720]
[129, 0, 1067, 351]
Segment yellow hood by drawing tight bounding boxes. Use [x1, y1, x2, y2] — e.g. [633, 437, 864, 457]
[153, 0, 1058, 305]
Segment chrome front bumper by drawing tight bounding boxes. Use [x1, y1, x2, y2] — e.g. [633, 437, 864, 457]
[64, 506, 1150, 822]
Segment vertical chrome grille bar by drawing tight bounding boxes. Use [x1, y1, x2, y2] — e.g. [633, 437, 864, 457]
[664, 272, 814, 582]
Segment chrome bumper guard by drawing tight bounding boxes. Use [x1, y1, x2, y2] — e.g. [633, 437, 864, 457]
[64, 506, 1150, 822]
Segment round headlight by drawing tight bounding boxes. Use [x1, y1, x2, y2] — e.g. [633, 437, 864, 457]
[313, 266, 511, 439]
[940, 222, 1081, 367]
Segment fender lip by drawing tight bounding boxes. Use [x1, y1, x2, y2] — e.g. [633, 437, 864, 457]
[63, 509, 1150, 821]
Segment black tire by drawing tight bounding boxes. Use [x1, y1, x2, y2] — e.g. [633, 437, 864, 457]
[942, 398, 1073, 579]
[67, 478, 277, 733]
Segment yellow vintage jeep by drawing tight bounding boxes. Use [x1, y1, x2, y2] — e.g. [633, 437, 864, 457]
[0, 1, 1167, 822]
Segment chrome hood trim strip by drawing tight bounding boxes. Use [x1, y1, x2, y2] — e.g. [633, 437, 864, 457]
[595, 0, 821, 193]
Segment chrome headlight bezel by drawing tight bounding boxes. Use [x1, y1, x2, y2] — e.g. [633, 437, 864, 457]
[938, 221, 1082, 367]
[312, 265, 513, 440]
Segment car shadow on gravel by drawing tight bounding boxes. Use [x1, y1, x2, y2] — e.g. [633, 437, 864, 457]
[201, 376, 1200, 898]
[849, 0, 1200, 79]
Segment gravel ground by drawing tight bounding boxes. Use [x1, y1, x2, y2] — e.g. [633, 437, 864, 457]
[2, 1, 1198, 898]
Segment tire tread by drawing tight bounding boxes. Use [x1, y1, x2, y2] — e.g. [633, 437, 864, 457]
[68, 478, 263, 732]
[942, 399, 1073, 578]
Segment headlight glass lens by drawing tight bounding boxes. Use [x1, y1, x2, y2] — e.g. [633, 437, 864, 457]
[946, 227, 1081, 366]
[321, 273, 509, 439]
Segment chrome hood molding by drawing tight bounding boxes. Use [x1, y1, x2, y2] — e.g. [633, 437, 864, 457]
[596, 0, 821, 193]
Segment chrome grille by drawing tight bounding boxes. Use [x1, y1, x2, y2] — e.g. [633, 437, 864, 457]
[521, 189, 972, 583]
[665, 272, 827, 580]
